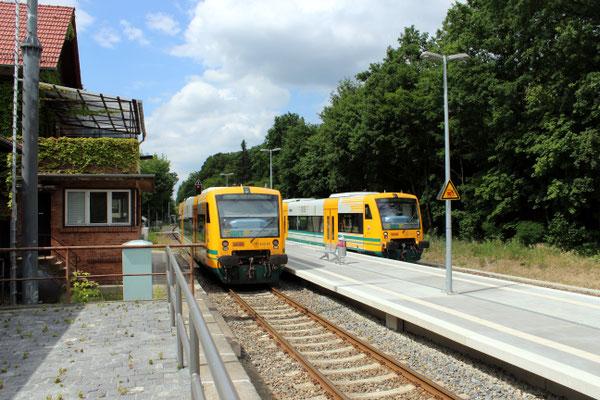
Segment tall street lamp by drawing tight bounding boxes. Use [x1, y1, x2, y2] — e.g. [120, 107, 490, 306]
[260, 147, 281, 189]
[220, 173, 233, 187]
[420, 51, 469, 294]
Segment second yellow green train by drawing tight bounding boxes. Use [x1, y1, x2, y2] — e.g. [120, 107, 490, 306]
[284, 192, 429, 262]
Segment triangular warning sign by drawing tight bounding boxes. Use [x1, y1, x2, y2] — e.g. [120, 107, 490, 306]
[437, 179, 461, 200]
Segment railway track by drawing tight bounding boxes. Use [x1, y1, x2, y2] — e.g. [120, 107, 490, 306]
[230, 288, 461, 400]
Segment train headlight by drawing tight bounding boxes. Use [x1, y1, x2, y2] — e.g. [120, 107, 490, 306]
[417, 231, 421, 238]
[273, 239, 279, 249]
[222, 240, 229, 250]
[384, 231, 388, 239]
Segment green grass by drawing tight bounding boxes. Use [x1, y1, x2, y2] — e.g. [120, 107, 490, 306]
[422, 236, 600, 290]
[148, 230, 158, 244]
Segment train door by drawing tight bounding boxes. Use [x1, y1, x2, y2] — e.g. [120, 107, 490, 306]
[282, 202, 288, 239]
[323, 198, 339, 245]
[191, 196, 201, 260]
[363, 197, 375, 240]
[196, 201, 209, 264]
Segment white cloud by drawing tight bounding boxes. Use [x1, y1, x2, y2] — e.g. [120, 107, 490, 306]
[74, 9, 94, 31]
[39, 0, 93, 31]
[120, 19, 149, 46]
[93, 27, 120, 48]
[143, 73, 290, 183]
[146, 12, 181, 36]
[173, 0, 452, 88]
[148, 0, 455, 185]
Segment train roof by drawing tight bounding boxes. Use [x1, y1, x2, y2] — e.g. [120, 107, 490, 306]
[283, 198, 316, 203]
[200, 186, 280, 195]
[330, 192, 379, 198]
[180, 186, 282, 207]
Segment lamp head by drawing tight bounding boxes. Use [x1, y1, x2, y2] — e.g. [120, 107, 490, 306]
[448, 53, 470, 61]
[420, 51, 443, 61]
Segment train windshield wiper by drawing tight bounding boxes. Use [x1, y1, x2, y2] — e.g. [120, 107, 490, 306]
[250, 218, 275, 243]
[406, 210, 419, 226]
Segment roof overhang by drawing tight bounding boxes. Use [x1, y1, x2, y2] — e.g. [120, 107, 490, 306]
[39, 82, 146, 142]
[38, 174, 155, 192]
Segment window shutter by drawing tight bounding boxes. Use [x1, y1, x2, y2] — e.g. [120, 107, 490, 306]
[67, 192, 85, 225]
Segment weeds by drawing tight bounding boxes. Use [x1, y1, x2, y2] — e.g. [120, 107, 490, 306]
[70, 271, 102, 304]
[153, 285, 167, 299]
[423, 236, 600, 289]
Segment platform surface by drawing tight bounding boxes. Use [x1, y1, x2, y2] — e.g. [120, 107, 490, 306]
[284, 241, 600, 399]
[0, 250, 258, 400]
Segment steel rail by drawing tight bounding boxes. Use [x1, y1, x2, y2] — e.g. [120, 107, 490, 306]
[228, 290, 350, 400]
[271, 288, 461, 400]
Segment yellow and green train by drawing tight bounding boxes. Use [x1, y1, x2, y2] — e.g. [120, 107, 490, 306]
[284, 192, 429, 262]
[180, 186, 288, 284]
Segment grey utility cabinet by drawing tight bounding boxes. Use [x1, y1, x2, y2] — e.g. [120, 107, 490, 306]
[122, 240, 153, 300]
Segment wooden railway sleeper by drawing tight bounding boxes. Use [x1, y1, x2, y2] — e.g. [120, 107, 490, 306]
[270, 288, 463, 400]
[230, 290, 350, 400]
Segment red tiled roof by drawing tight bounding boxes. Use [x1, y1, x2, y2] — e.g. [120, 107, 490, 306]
[0, 2, 74, 68]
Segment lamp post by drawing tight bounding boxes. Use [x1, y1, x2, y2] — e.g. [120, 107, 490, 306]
[260, 147, 281, 188]
[220, 173, 233, 187]
[420, 51, 469, 294]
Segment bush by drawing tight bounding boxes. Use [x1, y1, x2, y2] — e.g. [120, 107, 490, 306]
[514, 221, 545, 246]
[70, 271, 102, 304]
[545, 213, 597, 254]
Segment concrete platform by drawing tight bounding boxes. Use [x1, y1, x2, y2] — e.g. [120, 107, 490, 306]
[283, 241, 600, 400]
[0, 250, 259, 400]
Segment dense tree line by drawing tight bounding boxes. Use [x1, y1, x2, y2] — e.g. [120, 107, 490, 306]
[141, 155, 178, 224]
[177, 0, 600, 253]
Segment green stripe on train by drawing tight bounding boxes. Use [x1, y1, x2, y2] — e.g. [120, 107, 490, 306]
[289, 230, 381, 244]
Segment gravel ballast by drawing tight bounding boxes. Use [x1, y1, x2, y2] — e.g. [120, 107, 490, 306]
[195, 267, 561, 400]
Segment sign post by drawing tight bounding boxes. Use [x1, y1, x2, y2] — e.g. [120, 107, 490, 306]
[437, 179, 461, 294]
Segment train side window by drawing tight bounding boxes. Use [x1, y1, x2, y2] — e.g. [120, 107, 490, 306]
[197, 214, 206, 242]
[206, 204, 210, 223]
[365, 204, 372, 219]
[339, 213, 364, 234]
[311, 216, 321, 233]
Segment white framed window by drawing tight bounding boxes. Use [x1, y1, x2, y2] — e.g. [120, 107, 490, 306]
[65, 190, 131, 226]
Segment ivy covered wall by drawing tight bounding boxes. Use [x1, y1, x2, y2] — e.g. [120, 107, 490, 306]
[39, 137, 139, 174]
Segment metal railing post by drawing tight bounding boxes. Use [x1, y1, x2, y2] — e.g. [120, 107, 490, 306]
[65, 249, 71, 304]
[190, 309, 200, 376]
[176, 279, 183, 368]
[190, 251, 195, 297]
[166, 248, 174, 327]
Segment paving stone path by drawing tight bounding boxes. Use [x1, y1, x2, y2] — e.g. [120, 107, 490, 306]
[0, 300, 190, 399]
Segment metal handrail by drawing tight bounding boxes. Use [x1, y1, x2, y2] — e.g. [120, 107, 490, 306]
[165, 246, 240, 400]
[0, 243, 202, 303]
[51, 234, 81, 271]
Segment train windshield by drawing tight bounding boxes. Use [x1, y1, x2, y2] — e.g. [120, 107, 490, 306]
[375, 198, 420, 230]
[216, 194, 279, 238]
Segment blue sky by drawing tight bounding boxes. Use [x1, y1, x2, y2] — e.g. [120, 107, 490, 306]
[39, 0, 456, 188]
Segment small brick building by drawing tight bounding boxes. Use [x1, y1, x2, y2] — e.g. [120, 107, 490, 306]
[37, 173, 153, 279]
[1, 3, 154, 281]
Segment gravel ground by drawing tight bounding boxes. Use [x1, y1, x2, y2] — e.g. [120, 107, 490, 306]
[193, 266, 561, 400]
